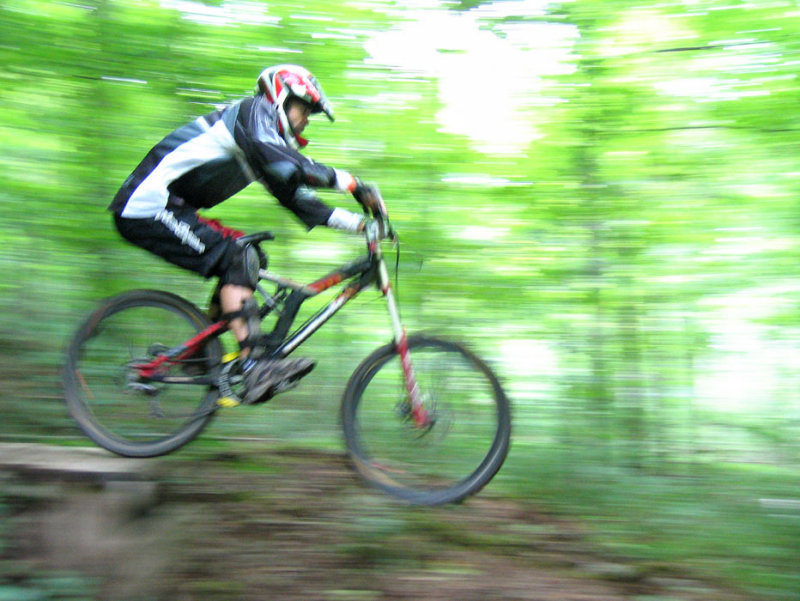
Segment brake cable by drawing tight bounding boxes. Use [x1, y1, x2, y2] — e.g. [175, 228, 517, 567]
[392, 232, 401, 300]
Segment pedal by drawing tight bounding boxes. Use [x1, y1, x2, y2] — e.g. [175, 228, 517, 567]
[222, 351, 241, 363]
[217, 396, 241, 408]
[216, 356, 244, 407]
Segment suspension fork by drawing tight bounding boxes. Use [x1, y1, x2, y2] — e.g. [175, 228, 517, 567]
[375, 252, 430, 428]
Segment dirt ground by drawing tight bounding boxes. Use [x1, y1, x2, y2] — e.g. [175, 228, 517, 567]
[2, 446, 751, 601]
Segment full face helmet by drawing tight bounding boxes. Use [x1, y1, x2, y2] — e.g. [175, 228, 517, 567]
[256, 64, 334, 149]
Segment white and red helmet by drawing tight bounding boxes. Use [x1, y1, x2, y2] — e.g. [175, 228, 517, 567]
[256, 64, 334, 149]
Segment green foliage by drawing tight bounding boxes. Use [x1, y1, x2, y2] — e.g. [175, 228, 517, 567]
[1, 0, 800, 598]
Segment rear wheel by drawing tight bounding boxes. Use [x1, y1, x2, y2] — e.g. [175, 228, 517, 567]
[63, 290, 223, 457]
[341, 335, 511, 505]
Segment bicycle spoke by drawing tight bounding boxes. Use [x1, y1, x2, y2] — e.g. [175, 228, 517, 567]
[342, 335, 510, 505]
[64, 291, 222, 457]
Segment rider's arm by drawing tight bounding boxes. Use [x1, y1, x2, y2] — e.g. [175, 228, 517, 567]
[253, 154, 365, 232]
[232, 97, 369, 231]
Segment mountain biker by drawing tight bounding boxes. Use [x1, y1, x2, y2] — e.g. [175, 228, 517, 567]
[108, 64, 384, 404]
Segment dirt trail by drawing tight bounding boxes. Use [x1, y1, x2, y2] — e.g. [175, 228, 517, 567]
[2, 445, 748, 601]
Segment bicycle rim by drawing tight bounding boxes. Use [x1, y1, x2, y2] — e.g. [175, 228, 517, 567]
[64, 290, 221, 457]
[343, 336, 510, 505]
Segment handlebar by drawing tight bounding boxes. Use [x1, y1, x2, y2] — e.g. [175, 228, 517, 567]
[363, 202, 396, 246]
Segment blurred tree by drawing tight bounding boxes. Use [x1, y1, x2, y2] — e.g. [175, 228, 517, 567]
[1, 1, 799, 595]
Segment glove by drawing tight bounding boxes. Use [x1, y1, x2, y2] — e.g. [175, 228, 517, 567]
[353, 179, 385, 216]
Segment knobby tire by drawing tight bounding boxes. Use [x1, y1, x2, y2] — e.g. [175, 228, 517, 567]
[63, 289, 222, 458]
[341, 335, 511, 505]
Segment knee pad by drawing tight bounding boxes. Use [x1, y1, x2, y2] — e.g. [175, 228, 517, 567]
[219, 243, 262, 289]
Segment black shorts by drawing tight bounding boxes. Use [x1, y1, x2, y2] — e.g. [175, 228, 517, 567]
[113, 207, 243, 281]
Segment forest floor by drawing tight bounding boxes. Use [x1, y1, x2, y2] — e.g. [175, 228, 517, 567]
[1, 444, 753, 601]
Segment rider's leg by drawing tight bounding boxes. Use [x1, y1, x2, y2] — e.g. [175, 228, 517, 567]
[116, 210, 253, 347]
[217, 244, 315, 403]
[228, 282, 315, 402]
[219, 283, 252, 351]
[113, 209, 314, 403]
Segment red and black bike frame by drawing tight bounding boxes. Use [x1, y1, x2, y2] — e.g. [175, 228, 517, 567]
[132, 232, 430, 427]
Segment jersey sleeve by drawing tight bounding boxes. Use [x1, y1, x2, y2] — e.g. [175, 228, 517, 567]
[232, 96, 343, 229]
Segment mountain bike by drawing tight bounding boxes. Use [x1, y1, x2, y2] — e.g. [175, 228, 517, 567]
[62, 210, 511, 505]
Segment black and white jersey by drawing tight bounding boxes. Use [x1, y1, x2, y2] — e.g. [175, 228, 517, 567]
[109, 96, 339, 229]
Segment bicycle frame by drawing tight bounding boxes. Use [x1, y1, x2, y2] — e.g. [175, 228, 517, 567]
[260, 253, 374, 358]
[132, 232, 430, 427]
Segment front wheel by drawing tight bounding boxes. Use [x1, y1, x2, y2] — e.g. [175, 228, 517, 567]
[63, 290, 223, 458]
[341, 335, 511, 505]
